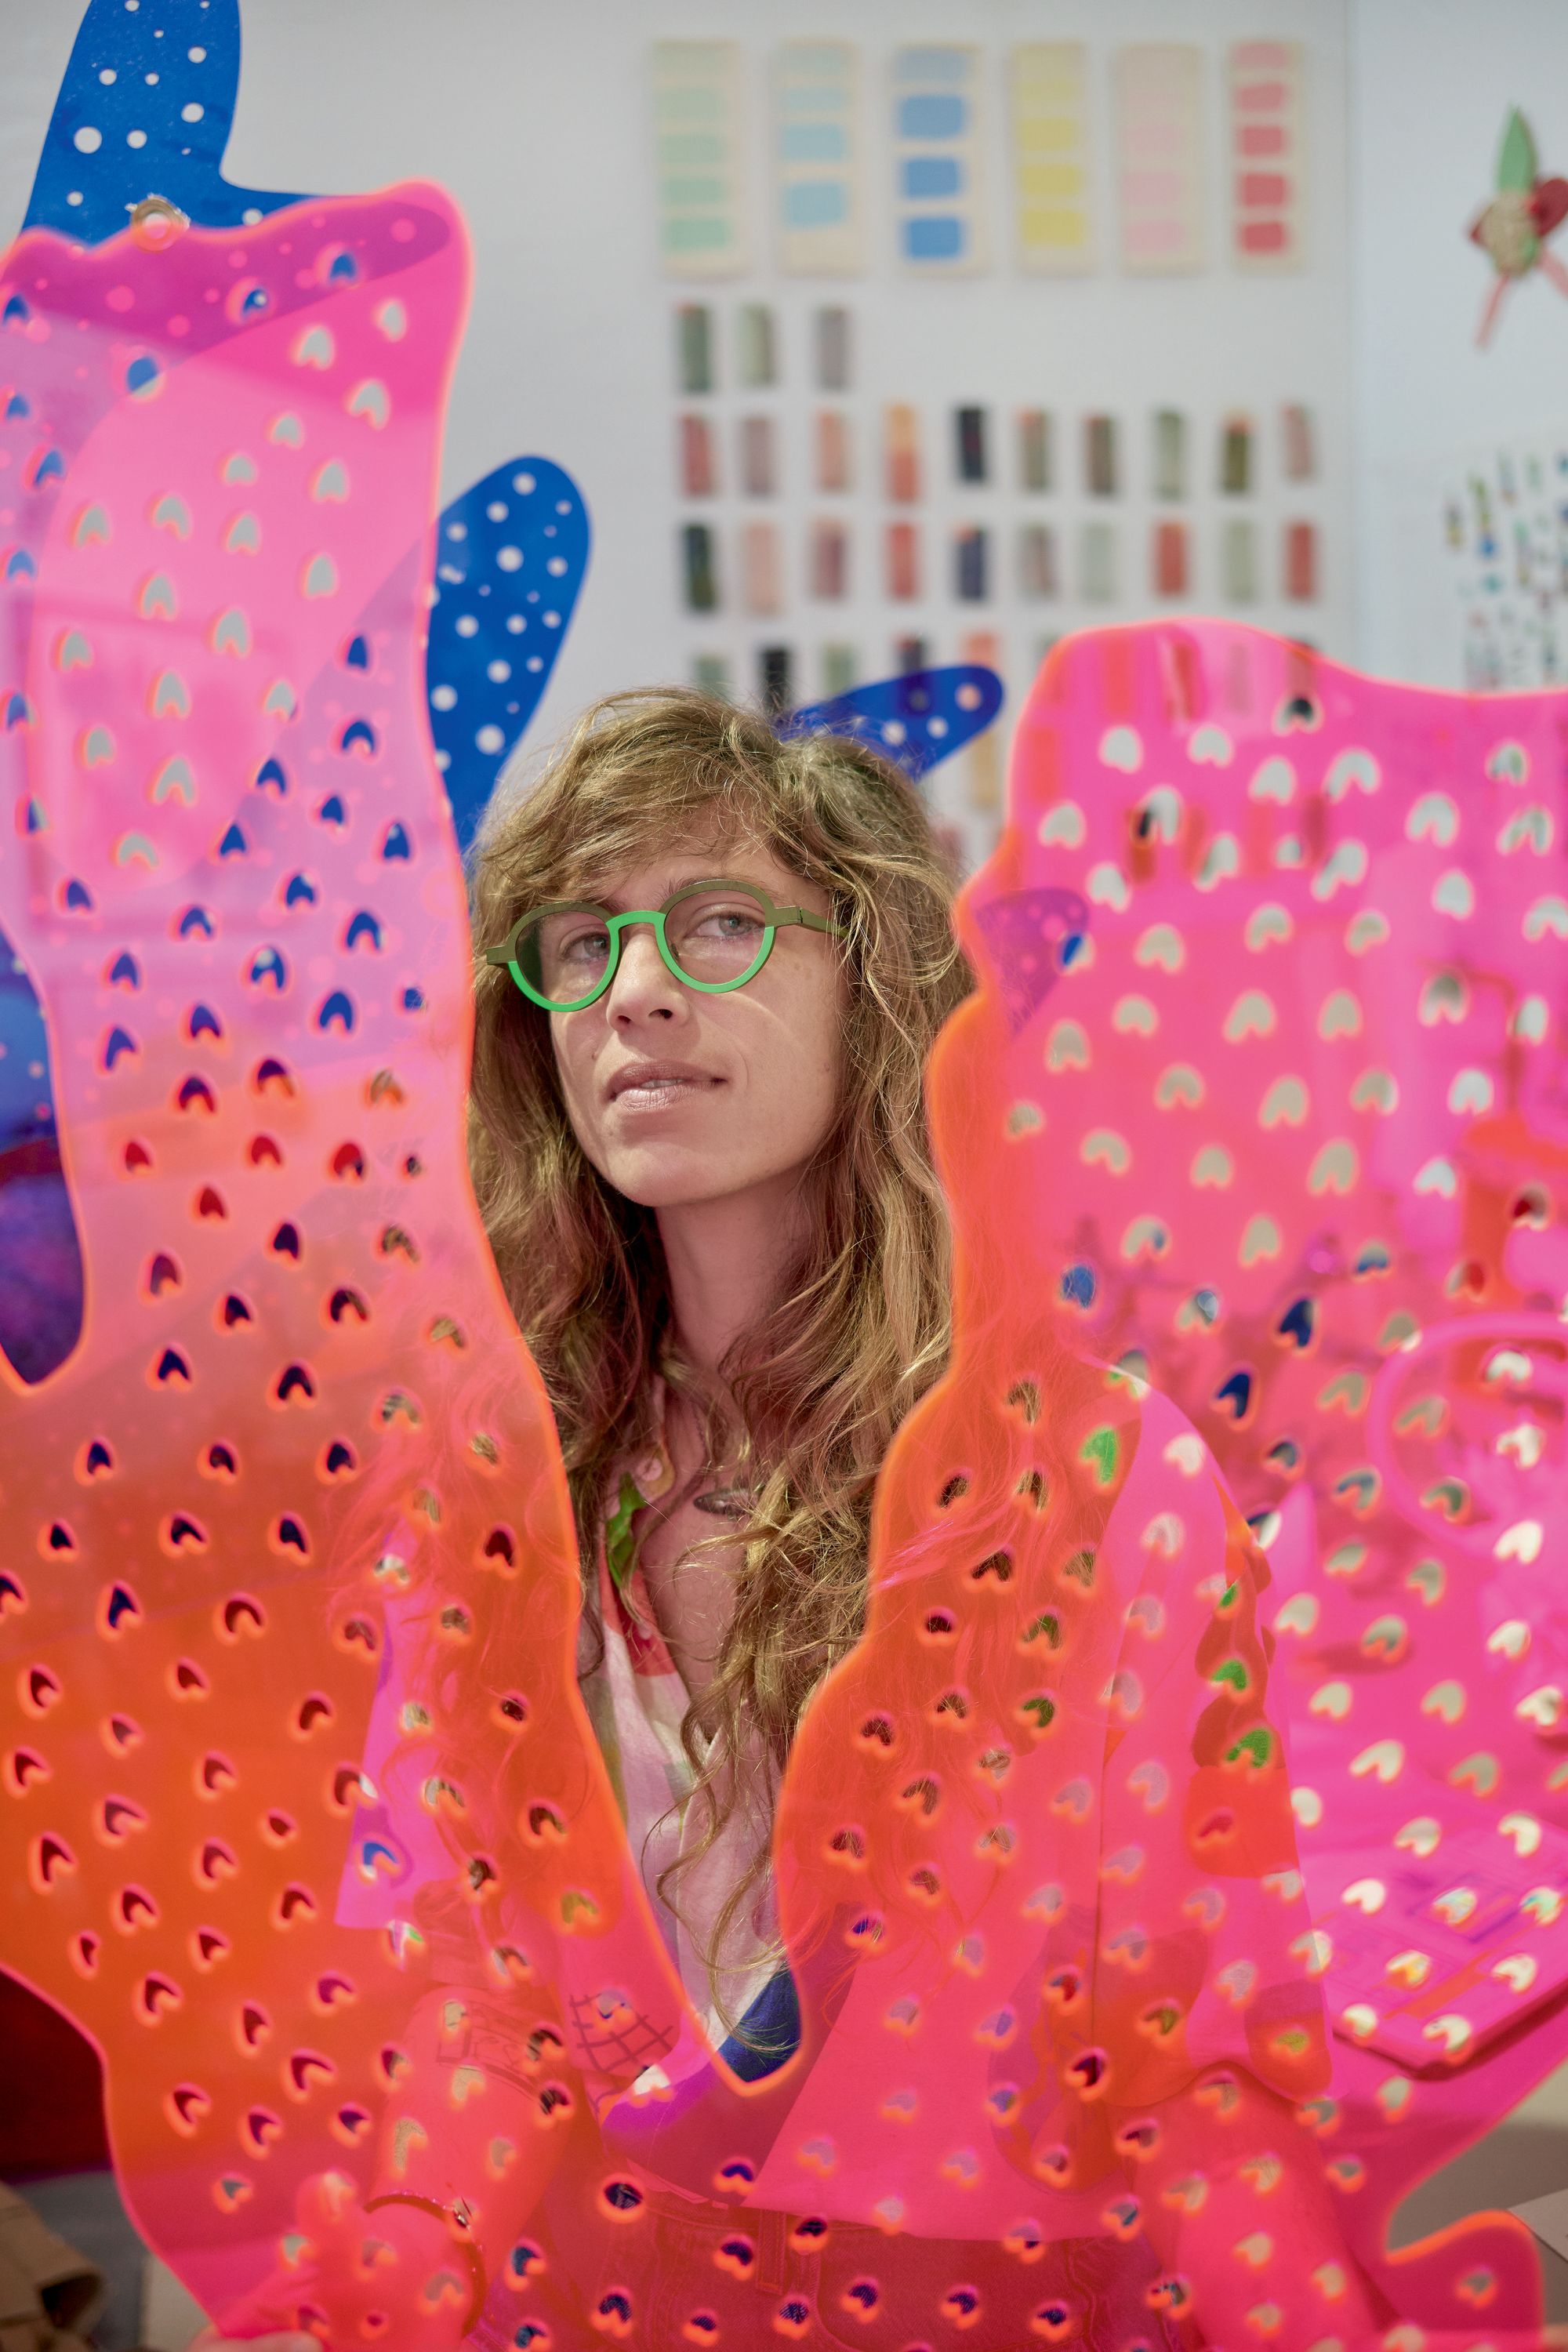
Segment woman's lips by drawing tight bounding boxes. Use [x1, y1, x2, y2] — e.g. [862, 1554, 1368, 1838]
[604, 1063, 722, 1111]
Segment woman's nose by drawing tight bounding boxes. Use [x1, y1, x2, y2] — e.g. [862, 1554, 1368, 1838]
[605, 924, 684, 1024]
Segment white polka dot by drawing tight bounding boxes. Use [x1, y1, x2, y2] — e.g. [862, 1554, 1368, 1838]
[928, 715, 949, 737]
[67, 191, 82, 206]
[430, 684, 457, 711]
[555, 499, 572, 515]
[455, 614, 478, 638]
[496, 545, 522, 572]
[506, 614, 525, 633]
[486, 500, 507, 522]
[546, 556, 567, 576]
[73, 125, 103, 153]
[512, 470, 535, 495]
[445, 520, 467, 541]
[188, 43, 207, 60]
[487, 659, 510, 683]
[526, 655, 543, 672]
[242, 208, 261, 225]
[434, 749, 450, 771]
[145, 71, 158, 84]
[477, 724, 504, 754]
[98, 67, 117, 83]
[127, 129, 147, 147]
[124, 1, 139, 12]
[543, 610, 561, 629]
[181, 101, 204, 122]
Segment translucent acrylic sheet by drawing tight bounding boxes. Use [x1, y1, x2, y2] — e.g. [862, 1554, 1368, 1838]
[0, 182, 1559, 2351]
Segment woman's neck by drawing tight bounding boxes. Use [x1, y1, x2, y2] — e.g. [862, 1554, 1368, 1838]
[655, 1169, 814, 1377]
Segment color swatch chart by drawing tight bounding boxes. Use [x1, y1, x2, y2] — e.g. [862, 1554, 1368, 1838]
[652, 38, 1309, 278]
[668, 292, 1330, 858]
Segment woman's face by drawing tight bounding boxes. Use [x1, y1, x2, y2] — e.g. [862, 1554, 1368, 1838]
[547, 831, 845, 1213]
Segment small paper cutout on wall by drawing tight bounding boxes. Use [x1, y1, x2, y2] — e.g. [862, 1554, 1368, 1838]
[1468, 105, 1568, 346]
[676, 301, 715, 393]
[814, 303, 851, 390]
[1017, 406, 1052, 492]
[815, 408, 852, 492]
[735, 300, 777, 386]
[740, 518, 783, 614]
[883, 401, 921, 502]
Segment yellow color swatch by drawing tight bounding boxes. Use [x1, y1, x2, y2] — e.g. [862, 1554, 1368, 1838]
[1011, 44, 1094, 274]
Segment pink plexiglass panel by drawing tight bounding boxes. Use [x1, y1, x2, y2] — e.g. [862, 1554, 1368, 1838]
[0, 180, 1559, 2350]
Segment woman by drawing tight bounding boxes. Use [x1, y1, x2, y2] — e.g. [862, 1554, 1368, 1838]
[208, 689, 1391, 2351]
[467, 688, 967, 2077]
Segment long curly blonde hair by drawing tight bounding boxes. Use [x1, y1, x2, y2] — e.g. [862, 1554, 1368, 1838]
[467, 687, 970, 1991]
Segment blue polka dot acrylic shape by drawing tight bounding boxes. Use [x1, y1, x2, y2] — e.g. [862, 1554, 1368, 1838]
[783, 662, 1004, 784]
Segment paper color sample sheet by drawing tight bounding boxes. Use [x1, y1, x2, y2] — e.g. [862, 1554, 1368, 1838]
[1010, 42, 1095, 275]
[774, 41, 863, 276]
[1229, 39, 1306, 271]
[1115, 43, 1205, 274]
[652, 41, 750, 278]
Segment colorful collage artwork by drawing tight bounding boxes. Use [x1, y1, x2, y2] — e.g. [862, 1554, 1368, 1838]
[1439, 436, 1568, 690]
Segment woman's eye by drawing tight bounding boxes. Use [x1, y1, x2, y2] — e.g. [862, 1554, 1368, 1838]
[693, 907, 761, 938]
[561, 927, 611, 964]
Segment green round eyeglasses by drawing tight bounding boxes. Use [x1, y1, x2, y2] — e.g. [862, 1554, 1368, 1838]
[485, 876, 842, 1014]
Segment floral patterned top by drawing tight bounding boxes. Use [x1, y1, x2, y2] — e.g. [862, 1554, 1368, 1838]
[576, 1387, 794, 2071]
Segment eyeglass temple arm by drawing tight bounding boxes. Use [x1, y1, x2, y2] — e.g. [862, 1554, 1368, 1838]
[775, 907, 840, 937]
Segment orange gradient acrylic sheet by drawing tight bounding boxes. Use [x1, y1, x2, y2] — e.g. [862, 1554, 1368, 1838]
[0, 173, 1563, 2351]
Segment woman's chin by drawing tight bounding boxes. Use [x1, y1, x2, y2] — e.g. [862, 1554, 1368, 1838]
[601, 1144, 728, 1211]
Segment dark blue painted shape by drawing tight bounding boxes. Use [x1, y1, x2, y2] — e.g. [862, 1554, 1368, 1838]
[0, 927, 82, 1383]
[426, 458, 591, 852]
[782, 663, 1004, 784]
[24, 0, 305, 245]
[969, 885, 1091, 1034]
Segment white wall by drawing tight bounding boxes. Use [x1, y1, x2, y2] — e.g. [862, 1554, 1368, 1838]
[23, 1, 1565, 713]
[1351, 0, 1568, 683]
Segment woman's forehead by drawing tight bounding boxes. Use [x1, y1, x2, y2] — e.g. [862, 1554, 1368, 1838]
[572, 826, 807, 910]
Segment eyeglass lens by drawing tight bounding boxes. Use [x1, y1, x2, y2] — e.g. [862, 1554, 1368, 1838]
[516, 887, 774, 1007]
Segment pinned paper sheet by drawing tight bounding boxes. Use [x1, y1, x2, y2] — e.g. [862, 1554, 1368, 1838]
[774, 42, 862, 275]
[891, 45, 986, 273]
[1010, 42, 1094, 274]
[1115, 43, 1205, 274]
[1229, 40, 1305, 270]
[652, 41, 749, 278]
